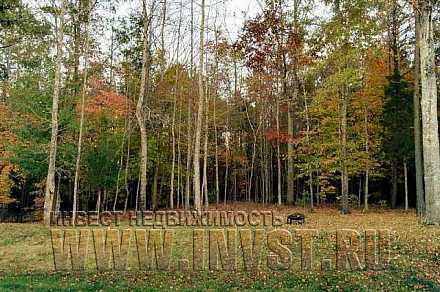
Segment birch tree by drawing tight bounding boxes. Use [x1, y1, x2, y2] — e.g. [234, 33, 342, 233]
[43, 0, 66, 225]
[185, 0, 195, 210]
[72, 0, 91, 223]
[193, 0, 205, 212]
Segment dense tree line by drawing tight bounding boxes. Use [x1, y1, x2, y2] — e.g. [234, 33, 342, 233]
[0, 0, 439, 224]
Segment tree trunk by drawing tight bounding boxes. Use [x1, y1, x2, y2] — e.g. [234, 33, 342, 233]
[96, 189, 101, 214]
[160, 0, 167, 59]
[224, 149, 229, 205]
[185, 101, 192, 209]
[44, 0, 65, 226]
[304, 86, 313, 210]
[248, 136, 257, 202]
[109, 24, 115, 87]
[266, 140, 270, 204]
[185, 0, 194, 210]
[193, 0, 205, 212]
[104, 188, 108, 211]
[72, 2, 91, 222]
[72, 0, 80, 95]
[72, 12, 89, 221]
[287, 103, 295, 205]
[214, 101, 219, 205]
[170, 76, 177, 209]
[316, 173, 320, 206]
[152, 161, 160, 210]
[202, 64, 209, 208]
[418, 0, 440, 224]
[214, 27, 220, 206]
[287, 0, 299, 205]
[113, 145, 124, 212]
[176, 0, 183, 210]
[124, 105, 131, 214]
[177, 103, 182, 209]
[413, 8, 425, 216]
[404, 161, 409, 211]
[113, 113, 127, 212]
[262, 140, 267, 204]
[135, 172, 140, 212]
[259, 140, 265, 203]
[391, 162, 398, 208]
[364, 103, 369, 211]
[269, 147, 274, 203]
[136, 0, 151, 211]
[234, 170, 237, 203]
[364, 168, 369, 211]
[340, 89, 349, 214]
[276, 99, 282, 205]
[309, 173, 314, 210]
[55, 174, 61, 213]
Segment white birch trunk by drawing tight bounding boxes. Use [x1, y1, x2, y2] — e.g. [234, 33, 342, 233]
[193, 0, 205, 212]
[73, 1, 91, 223]
[44, 0, 66, 226]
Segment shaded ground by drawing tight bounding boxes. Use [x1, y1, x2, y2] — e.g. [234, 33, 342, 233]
[0, 205, 439, 291]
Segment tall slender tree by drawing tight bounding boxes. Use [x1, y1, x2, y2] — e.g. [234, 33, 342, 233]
[136, 0, 152, 211]
[44, 0, 66, 225]
[185, 0, 195, 210]
[72, 0, 91, 223]
[416, 0, 440, 224]
[413, 8, 425, 216]
[193, 0, 205, 212]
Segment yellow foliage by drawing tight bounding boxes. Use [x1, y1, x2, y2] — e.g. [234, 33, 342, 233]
[0, 163, 15, 204]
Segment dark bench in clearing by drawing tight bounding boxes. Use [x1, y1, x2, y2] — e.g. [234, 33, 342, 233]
[287, 213, 305, 224]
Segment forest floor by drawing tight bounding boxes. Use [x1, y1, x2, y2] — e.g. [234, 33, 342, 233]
[0, 205, 439, 291]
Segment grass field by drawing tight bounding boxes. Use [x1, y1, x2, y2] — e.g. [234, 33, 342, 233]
[0, 206, 439, 291]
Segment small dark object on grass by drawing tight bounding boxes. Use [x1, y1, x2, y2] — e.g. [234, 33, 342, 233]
[287, 213, 305, 224]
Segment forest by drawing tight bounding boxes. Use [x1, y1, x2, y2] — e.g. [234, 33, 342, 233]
[1, 0, 440, 290]
[0, 0, 439, 225]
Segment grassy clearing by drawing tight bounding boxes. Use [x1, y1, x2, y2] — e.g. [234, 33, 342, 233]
[0, 206, 439, 291]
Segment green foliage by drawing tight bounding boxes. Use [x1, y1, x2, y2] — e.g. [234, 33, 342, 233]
[308, 47, 365, 177]
[7, 70, 76, 181]
[382, 69, 414, 163]
[0, 0, 432, 210]
[84, 130, 120, 190]
[1, 0, 50, 35]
